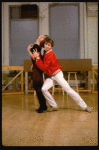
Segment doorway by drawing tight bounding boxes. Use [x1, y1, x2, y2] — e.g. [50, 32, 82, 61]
[9, 6, 39, 66]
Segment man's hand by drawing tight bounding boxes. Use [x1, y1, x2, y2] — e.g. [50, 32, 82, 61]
[33, 49, 40, 58]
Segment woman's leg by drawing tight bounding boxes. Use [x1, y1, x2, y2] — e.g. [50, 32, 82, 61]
[41, 78, 58, 108]
[33, 70, 47, 110]
[52, 71, 87, 110]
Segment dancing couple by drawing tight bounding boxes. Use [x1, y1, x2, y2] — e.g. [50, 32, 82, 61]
[27, 35, 92, 113]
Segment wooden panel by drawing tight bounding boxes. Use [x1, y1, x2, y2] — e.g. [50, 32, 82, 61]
[92, 65, 98, 70]
[58, 59, 92, 71]
[2, 92, 24, 95]
[2, 66, 24, 71]
[24, 59, 92, 72]
[2, 66, 24, 95]
[24, 60, 32, 72]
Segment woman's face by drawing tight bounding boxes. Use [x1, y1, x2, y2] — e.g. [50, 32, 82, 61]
[40, 35, 49, 48]
[39, 35, 45, 42]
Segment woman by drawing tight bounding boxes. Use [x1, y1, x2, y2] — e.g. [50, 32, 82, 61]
[27, 35, 49, 113]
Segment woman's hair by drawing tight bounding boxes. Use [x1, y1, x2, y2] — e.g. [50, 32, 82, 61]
[44, 38, 54, 47]
[30, 44, 41, 53]
[30, 35, 50, 53]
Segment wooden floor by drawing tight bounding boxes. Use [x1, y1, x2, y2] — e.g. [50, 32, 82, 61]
[2, 92, 98, 146]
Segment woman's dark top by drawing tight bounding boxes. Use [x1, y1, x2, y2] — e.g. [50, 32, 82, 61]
[30, 44, 43, 73]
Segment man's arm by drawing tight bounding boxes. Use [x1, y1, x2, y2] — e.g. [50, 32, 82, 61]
[35, 54, 52, 72]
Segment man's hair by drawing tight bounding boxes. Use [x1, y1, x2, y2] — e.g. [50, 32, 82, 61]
[44, 38, 54, 47]
[44, 35, 49, 38]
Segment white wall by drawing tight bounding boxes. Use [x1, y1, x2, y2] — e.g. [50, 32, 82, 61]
[87, 17, 98, 64]
[2, 2, 98, 66]
[39, 2, 49, 36]
[2, 2, 9, 66]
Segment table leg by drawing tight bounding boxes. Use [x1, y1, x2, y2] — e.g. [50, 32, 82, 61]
[25, 72, 28, 94]
[21, 70, 23, 92]
[88, 71, 91, 92]
[93, 70, 95, 92]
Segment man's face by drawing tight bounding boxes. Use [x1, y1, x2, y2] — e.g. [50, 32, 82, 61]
[44, 42, 51, 51]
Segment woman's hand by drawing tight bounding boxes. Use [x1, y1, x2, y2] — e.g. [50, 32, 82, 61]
[27, 44, 36, 60]
[27, 44, 33, 52]
[31, 64, 33, 71]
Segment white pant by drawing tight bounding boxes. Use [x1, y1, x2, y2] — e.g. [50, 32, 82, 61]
[41, 71, 87, 110]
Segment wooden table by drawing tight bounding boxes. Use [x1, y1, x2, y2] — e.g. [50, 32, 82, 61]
[24, 59, 92, 93]
[2, 66, 24, 95]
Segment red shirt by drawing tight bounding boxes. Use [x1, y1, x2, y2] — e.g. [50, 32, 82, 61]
[35, 48, 62, 77]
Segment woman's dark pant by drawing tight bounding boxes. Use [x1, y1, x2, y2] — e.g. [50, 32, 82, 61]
[32, 69, 47, 110]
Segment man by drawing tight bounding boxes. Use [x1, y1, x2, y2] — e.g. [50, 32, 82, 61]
[31, 37, 92, 113]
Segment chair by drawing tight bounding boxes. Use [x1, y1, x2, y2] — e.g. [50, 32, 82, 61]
[25, 72, 36, 96]
[67, 72, 78, 93]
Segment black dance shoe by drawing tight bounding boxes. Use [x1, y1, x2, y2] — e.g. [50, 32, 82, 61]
[37, 109, 44, 113]
[35, 107, 41, 112]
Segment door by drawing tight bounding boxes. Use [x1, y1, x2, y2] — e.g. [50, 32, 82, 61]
[49, 4, 80, 59]
[10, 19, 39, 66]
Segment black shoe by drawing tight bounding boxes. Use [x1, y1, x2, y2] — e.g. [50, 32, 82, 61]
[37, 109, 44, 113]
[37, 108, 47, 113]
[35, 106, 47, 112]
[35, 107, 41, 112]
[43, 107, 47, 111]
